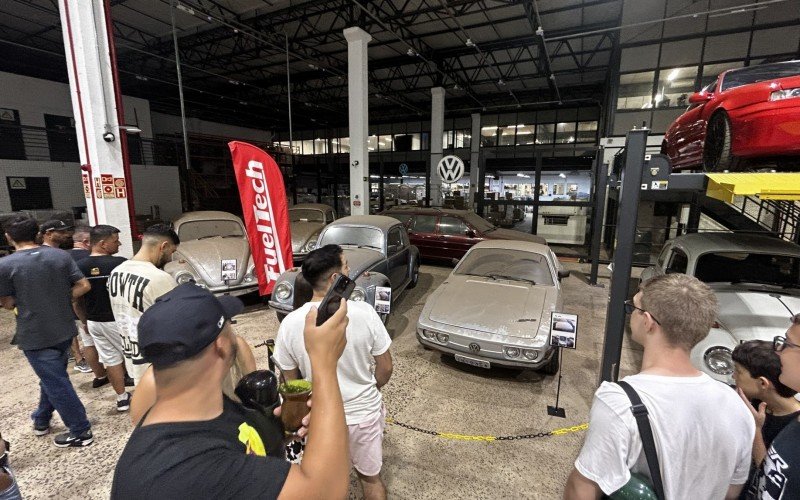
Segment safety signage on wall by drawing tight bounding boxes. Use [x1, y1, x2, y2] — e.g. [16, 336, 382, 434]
[8, 177, 26, 189]
[91, 175, 128, 199]
[82, 174, 91, 198]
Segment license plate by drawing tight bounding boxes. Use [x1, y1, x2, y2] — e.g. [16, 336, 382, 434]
[455, 354, 491, 369]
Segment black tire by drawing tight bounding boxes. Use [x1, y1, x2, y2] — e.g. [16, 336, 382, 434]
[276, 312, 287, 323]
[540, 348, 560, 376]
[407, 264, 420, 289]
[703, 112, 741, 172]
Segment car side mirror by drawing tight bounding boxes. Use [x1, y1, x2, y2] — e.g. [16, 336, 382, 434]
[688, 91, 712, 104]
[465, 230, 476, 238]
[557, 270, 571, 281]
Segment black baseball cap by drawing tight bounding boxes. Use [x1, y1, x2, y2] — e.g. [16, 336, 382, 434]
[40, 219, 74, 232]
[138, 283, 244, 367]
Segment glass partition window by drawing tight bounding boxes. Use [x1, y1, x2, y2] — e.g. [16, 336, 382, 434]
[338, 137, 350, 153]
[378, 135, 393, 152]
[655, 66, 698, 108]
[555, 122, 577, 143]
[617, 71, 656, 110]
[367, 135, 378, 152]
[576, 121, 598, 143]
[516, 124, 535, 146]
[536, 123, 555, 144]
[498, 125, 516, 146]
[301, 140, 314, 155]
[314, 138, 328, 155]
[481, 126, 498, 147]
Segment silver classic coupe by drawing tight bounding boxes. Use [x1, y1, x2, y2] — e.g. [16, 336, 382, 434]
[164, 211, 259, 296]
[268, 215, 420, 322]
[417, 240, 569, 374]
[289, 203, 336, 263]
[640, 232, 800, 384]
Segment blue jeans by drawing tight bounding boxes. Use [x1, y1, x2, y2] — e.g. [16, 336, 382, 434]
[23, 339, 90, 436]
[0, 466, 22, 500]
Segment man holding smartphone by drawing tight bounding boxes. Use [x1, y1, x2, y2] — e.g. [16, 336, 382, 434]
[275, 244, 394, 500]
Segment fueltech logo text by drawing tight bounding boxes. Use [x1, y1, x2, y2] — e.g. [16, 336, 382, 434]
[244, 159, 285, 283]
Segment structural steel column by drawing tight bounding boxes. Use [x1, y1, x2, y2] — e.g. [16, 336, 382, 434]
[58, 0, 134, 256]
[469, 112, 481, 208]
[344, 27, 371, 216]
[429, 87, 445, 207]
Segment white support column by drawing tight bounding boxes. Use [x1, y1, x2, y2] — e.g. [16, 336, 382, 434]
[58, 0, 134, 256]
[469, 112, 481, 208]
[429, 87, 445, 207]
[344, 27, 371, 216]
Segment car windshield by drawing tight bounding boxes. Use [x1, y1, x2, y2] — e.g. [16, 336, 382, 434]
[319, 226, 384, 252]
[455, 248, 554, 286]
[178, 220, 244, 241]
[289, 208, 325, 223]
[694, 251, 800, 287]
[721, 61, 800, 91]
[461, 212, 496, 232]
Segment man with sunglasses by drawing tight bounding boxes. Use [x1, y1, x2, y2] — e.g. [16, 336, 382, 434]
[751, 316, 800, 499]
[565, 274, 754, 499]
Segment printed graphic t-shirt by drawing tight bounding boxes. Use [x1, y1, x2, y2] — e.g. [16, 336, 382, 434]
[0, 246, 83, 350]
[111, 396, 290, 500]
[108, 260, 176, 383]
[755, 418, 800, 500]
[77, 255, 127, 322]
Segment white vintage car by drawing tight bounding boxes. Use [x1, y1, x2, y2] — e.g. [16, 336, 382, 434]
[289, 203, 335, 263]
[640, 233, 800, 384]
[164, 211, 258, 296]
[417, 240, 570, 374]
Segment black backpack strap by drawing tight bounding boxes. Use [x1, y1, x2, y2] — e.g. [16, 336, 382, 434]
[617, 381, 666, 500]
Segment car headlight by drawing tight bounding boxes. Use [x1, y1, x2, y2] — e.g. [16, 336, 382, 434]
[504, 346, 520, 358]
[274, 282, 293, 302]
[243, 271, 256, 283]
[704, 346, 734, 375]
[421, 329, 435, 340]
[770, 88, 800, 101]
[435, 332, 449, 344]
[351, 286, 366, 302]
[302, 240, 318, 252]
[175, 272, 195, 285]
[522, 349, 538, 361]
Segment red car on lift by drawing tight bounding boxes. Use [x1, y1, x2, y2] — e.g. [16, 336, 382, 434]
[662, 60, 800, 172]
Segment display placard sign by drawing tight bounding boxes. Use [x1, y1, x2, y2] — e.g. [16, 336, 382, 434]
[375, 286, 391, 315]
[221, 259, 237, 281]
[549, 312, 578, 349]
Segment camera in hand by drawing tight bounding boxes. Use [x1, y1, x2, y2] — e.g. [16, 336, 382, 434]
[316, 274, 355, 326]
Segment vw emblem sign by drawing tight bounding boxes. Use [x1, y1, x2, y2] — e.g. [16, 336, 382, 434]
[437, 155, 465, 184]
[399, 163, 409, 176]
[469, 343, 481, 353]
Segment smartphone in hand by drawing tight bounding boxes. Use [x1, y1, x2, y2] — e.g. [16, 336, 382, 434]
[315, 274, 355, 326]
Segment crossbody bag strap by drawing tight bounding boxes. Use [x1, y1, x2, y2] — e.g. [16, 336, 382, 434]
[616, 381, 666, 500]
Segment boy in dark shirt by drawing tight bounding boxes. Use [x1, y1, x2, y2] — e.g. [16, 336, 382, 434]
[734, 335, 800, 499]
[75, 225, 130, 411]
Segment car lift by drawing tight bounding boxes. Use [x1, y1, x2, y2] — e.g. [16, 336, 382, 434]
[595, 127, 800, 383]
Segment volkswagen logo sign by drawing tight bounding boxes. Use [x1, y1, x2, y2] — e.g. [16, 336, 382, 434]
[437, 155, 465, 184]
[468, 342, 480, 353]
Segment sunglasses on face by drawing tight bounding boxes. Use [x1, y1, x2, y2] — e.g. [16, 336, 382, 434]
[774, 336, 800, 352]
[624, 300, 661, 325]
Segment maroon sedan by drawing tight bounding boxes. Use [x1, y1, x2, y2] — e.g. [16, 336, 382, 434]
[662, 60, 800, 171]
[381, 207, 546, 262]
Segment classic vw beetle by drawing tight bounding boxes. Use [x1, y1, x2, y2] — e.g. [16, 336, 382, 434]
[268, 215, 420, 322]
[289, 203, 336, 264]
[164, 211, 259, 296]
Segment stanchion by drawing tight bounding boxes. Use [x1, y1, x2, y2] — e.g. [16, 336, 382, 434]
[547, 346, 566, 418]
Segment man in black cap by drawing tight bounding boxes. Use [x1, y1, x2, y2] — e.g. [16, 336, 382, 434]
[0, 215, 94, 448]
[111, 284, 352, 499]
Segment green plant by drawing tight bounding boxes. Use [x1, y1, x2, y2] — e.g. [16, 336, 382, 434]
[279, 379, 312, 394]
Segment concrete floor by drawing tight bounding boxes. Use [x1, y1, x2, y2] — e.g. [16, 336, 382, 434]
[0, 262, 642, 499]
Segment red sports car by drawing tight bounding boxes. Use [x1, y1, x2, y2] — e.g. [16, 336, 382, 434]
[662, 60, 800, 171]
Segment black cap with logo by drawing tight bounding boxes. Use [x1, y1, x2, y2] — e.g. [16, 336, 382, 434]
[138, 283, 244, 367]
[40, 219, 74, 233]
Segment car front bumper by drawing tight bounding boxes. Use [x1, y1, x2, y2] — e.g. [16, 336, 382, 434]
[207, 283, 259, 297]
[416, 322, 553, 370]
[731, 100, 800, 157]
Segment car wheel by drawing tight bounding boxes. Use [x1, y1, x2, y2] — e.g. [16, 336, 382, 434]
[276, 312, 287, 323]
[407, 265, 419, 289]
[703, 112, 741, 172]
[540, 348, 560, 375]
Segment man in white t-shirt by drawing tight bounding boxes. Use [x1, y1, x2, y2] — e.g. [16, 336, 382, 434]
[274, 244, 393, 500]
[108, 224, 179, 385]
[565, 273, 754, 500]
